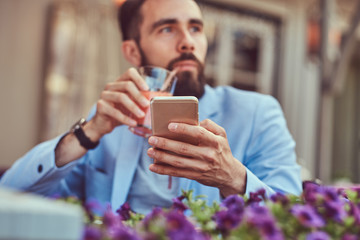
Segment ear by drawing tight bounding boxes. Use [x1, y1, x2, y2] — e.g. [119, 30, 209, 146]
[122, 40, 141, 67]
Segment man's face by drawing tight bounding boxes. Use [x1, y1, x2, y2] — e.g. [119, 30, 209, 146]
[137, 0, 208, 98]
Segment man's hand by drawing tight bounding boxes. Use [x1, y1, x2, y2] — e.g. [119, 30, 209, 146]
[90, 67, 150, 137]
[147, 119, 247, 197]
[55, 68, 149, 167]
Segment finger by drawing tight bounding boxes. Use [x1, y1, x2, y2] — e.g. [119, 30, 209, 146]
[149, 162, 202, 180]
[97, 99, 137, 126]
[147, 147, 208, 171]
[118, 68, 148, 91]
[148, 135, 212, 160]
[101, 91, 145, 119]
[200, 119, 227, 138]
[167, 122, 218, 145]
[104, 81, 149, 108]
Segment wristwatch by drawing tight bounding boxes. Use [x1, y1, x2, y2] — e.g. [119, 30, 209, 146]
[70, 118, 99, 150]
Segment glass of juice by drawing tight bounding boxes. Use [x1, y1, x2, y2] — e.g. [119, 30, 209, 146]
[129, 66, 177, 137]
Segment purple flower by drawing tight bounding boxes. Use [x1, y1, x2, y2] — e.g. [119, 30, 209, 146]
[213, 209, 242, 235]
[259, 218, 284, 240]
[303, 185, 348, 223]
[245, 204, 270, 222]
[172, 196, 188, 213]
[166, 210, 194, 232]
[349, 202, 360, 225]
[351, 186, 360, 199]
[221, 194, 245, 209]
[323, 187, 339, 202]
[82, 226, 102, 240]
[290, 204, 325, 228]
[214, 195, 245, 235]
[103, 209, 122, 228]
[336, 188, 348, 199]
[109, 225, 141, 240]
[248, 189, 266, 205]
[323, 199, 347, 222]
[116, 202, 132, 221]
[83, 199, 107, 222]
[303, 186, 347, 222]
[270, 192, 290, 206]
[245, 205, 284, 240]
[166, 210, 205, 240]
[142, 207, 164, 228]
[303, 182, 322, 204]
[342, 234, 359, 240]
[306, 231, 330, 240]
[84, 199, 106, 217]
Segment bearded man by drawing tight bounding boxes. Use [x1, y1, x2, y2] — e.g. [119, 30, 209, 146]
[0, 0, 302, 214]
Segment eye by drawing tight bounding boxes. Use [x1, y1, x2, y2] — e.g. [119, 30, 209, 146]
[190, 25, 202, 33]
[159, 26, 172, 33]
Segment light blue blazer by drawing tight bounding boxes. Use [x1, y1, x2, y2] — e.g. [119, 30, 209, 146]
[0, 85, 302, 209]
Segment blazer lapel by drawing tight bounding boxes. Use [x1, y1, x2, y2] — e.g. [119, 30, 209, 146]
[111, 128, 143, 210]
[199, 85, 220, 120]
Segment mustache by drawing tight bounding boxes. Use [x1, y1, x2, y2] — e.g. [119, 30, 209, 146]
[167, 53, 203, 70]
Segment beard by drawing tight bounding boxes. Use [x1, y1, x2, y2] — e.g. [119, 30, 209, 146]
[138, 46, 206, 99]
[166, 53, 206, 99]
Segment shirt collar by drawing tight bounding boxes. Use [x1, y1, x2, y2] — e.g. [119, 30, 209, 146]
[198, 85, 220, 120]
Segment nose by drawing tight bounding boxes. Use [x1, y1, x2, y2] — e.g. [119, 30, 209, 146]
[177, 30, 195, 53]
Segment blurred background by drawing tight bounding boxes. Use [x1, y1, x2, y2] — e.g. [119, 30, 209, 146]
[0, 0, 359, 186]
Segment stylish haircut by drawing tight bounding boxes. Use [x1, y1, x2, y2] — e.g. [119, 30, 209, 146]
[117, 0, 146, 41]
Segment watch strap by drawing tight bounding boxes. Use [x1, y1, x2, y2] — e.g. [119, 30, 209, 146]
[72, 119, 99, 150]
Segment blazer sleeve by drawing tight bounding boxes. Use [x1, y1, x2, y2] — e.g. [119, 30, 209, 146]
[0, 107, 99, 197]
[0, 134, 85, 197]
[243, 95, 302, 197]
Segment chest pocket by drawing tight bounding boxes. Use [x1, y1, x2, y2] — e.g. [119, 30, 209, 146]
[85, 164, 113, 205]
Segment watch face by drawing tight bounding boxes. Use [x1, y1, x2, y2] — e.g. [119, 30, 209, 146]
[71, 118, 99, 149]
[71, 118, 86, 132]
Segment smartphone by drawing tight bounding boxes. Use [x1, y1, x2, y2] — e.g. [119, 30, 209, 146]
[150, 96, 199, 145]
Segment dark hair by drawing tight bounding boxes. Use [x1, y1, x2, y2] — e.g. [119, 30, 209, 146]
[117, 0, 146, 41]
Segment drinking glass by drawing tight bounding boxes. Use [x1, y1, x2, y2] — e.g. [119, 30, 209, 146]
[129, 66, 177, 137]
